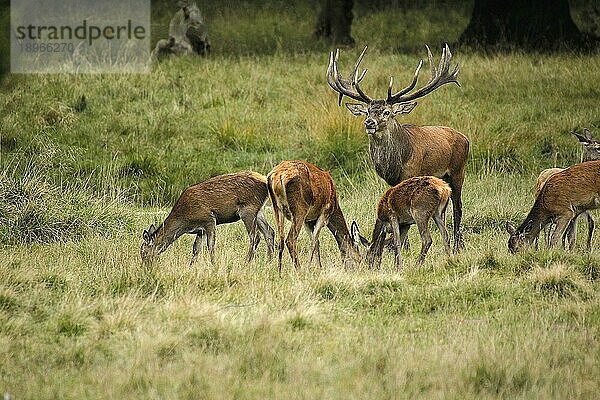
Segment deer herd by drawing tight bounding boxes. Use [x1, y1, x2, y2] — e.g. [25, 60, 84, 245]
[141, 45, 600, 271]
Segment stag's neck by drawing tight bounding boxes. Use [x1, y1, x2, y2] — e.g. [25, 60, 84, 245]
[326, 203, 353, 256]
[368, 119, 413, 186]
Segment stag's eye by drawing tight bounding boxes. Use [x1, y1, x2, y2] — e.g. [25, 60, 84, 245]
[382, 110, 391, 118]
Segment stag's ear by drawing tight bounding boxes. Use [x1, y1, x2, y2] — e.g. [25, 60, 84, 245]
[583, 128, 593, 141]
[505, 221, 516, 236]
[143, 230, 150, 243]
[391, 101, 417, 115]
[149, 224, 157, 236]
[345, 103, 368, 116]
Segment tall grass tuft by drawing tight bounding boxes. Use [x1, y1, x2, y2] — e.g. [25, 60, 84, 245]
[0, 160, 132, 244]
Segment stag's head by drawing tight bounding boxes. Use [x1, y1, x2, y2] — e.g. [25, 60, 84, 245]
[327, 45, 460, 138]
[572, 128, 600, 162]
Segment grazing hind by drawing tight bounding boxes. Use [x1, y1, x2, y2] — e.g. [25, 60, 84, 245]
[267, 160, 362, 274]
[141, 171, 274, 265]
[507, 160, 600, 253]
[535, 129, 600, 250]
[362, 176, 452, 269]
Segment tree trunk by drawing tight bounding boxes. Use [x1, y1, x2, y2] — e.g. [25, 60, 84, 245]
[459, 0, 593, 51]
[314, 0, 355, 46]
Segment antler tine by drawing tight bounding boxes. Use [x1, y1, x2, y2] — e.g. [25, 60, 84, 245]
[325, 46, 372, 105]
[387, 43, 460, 105]
[387, 59, 423, 101]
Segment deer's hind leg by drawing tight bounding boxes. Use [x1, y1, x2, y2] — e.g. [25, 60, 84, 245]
[433, 210, 451, 257]
[256, 208, 275, 261]
[190, 229, 207, 266]
[306, 213, 328, 269]
[584, 212, 595, 252]
[240, 207, 261, 263]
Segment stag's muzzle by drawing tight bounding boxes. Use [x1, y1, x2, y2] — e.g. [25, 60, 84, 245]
[364, 118, 377, 134]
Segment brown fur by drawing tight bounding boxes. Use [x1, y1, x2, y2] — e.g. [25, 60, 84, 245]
[507, 160, 600, 253]
[534, 130, 600, 250]
[141, 171, 274, 264]
[365, 176, 452, 269]
[267, 160, 361, 274]
[329, 46, 468, 252]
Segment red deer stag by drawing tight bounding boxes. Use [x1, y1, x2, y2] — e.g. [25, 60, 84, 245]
[141, 171, 274, 265]
[506, 160, 600, 253]
[535, 129, 600, 250]
[362, 176, 452, 269]
[267, 160, 363, 274]
[327, 44, 469, 252]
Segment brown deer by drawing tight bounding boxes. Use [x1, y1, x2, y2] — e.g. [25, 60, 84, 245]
[506, 160, 600, 253]
[141, 171, 274, 265]
[326, 44, 469, 252]
[267, 160, 363, 274]
[361, 176, 452, 269]
[535, 129, 600, 250]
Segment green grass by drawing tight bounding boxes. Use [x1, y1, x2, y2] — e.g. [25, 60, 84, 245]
[1, 2, 600, 399]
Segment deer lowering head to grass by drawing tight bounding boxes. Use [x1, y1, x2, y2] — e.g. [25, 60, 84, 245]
[362, 176, 452, 269]
[141, 171, 274, 265]
[507, 160, 600, 254]
[267, 160, 363, 274]
[327, 44, 469, 252]
[534, 129, 600, 250]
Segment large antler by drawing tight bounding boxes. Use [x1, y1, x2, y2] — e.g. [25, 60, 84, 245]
[326, 46, 372, 105]
[387, 44, 460, 104]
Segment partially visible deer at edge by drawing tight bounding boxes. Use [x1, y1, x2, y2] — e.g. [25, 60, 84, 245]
[267, 160, 363, 274]
[361, 176, 452, 269]
[327, 44, 469, 252]
[141, 171, 274, 265]
[535, 129, 600, 250]
[507, 160, 600, 253]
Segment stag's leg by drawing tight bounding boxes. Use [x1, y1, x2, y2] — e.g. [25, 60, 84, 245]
[190, 230, 207, 266]
[549, 215, 573, 248]
[256, 209, 275, 261]
[445, 174, 464, 253]
[433, 212, 451, 257]
[240, 208, 260, 263]
[584, 212, 595, 252]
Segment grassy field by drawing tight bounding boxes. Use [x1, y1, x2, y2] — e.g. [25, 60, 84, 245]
[1, 2, 600, 399]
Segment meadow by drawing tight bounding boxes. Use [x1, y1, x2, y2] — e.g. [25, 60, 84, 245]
[1, 2, 600, 399]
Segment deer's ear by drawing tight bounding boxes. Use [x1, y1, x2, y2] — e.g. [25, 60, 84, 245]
[505, 221, 516, 236]
[149, 224, 157, 236]
[572, 131, 591, 145]
[345, 103, 368, 116]
[351, 221, 370, 247]
[391, 102, 417, 115]
[143, 230, 150, 242]
[583, 128, 593, 141]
